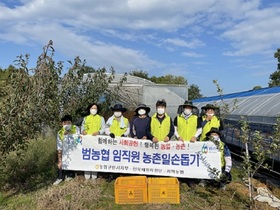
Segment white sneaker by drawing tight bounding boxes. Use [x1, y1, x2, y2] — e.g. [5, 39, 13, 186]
[220, 183, 227, 190]
[199, 180, 206, 187]
[91, 172, 98, 179]
[53, 179, 63, 185]
[84, 171, 91, 179]
[65, 177, 73, 181]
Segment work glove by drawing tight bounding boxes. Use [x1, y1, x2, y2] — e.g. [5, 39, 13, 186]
[109, 133, 115, 138]
[220, 171, 232, 183]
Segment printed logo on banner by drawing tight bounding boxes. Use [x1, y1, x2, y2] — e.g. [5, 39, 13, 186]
[66, 135, 82, 145]
[201, 142, 218, 154]
[75, 135, 82, 145]
[201, 143, 208, 154]
[207, 143, 219, 153]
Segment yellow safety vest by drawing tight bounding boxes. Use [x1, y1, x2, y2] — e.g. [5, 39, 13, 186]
[58, 125, 77, 140]
[218, 141, 225, 167]
[177, 114, 197, 141]
[84, 114, 102, 134]
[151, 113, 171, 141]
[201, 115, 221, 141]
[109, 117, 129, 137]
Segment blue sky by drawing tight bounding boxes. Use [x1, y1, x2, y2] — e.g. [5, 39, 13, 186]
[0, 0, 280, 97]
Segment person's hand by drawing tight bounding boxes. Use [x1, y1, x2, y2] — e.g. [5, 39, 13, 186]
[152, 137, 158, 143]
[92, 131, 99, 136]
[142, 136, 147, 140]
[82, 130, 87, 135]
[109, 133, 115, 138]
[220, 171, 231, 182]
[190, 136, 197, 143]
[164, 136, 170, 142]
[121, 134, 126, 137]
[178, 137, 183, 141]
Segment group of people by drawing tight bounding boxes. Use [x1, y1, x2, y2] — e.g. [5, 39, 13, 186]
[53, 99, 232, 189]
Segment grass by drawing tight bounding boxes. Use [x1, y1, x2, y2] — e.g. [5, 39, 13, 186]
[0, 135, 279, 209]
[0, 173, 279, 210]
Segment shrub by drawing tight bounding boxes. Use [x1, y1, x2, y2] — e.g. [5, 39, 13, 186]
[0, 133, 57, 191]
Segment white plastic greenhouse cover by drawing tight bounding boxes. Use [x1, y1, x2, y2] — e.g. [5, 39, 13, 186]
[192, 86, 280, 125]
[84, 73, 188, 119]
[142, 85, 188, 119]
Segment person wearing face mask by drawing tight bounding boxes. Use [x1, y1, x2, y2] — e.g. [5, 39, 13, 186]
[104, 104, 130, 182]
[130, 104, 151, 139]
[81, 103, 105, 136]
[53, 115, 80, 185]
[174, 101, 202, 142]
[199, 104, 224, 141]
[146, 99, 174, 143]
[105, 104, 130, 138]
[81, 103, 106, 179]
[205, 127, 232, 189]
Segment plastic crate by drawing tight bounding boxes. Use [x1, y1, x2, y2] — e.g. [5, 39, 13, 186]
[147, 177, 180, 204]
[114, 176, 148, 204]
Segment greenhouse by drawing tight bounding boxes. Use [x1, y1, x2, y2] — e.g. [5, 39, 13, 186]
[85, 73, 188, 119]
[110, 74, 188, 119]
[192, 86, 280, 165]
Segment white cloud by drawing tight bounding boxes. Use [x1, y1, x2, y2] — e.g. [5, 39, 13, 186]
[0, 20, 160, 72]
[164, 38, 204, 49]
[0, 0, 279, 96]
[0, 0, 260, 31]
[221, 7, 280, 56]
[182, 52, 204, 58]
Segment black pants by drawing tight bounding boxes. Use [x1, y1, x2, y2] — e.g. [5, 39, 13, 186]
[57, 169, 75, 180]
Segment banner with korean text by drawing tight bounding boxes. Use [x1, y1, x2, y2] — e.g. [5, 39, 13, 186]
[62, 135, 222, 179]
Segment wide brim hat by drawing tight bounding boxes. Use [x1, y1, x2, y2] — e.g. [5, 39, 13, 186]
[61, 114, 72, 122]
[111, 104, 127, 112]
[134, 104, 151, 114]
[201, 103, 218, 110]
[179, 100, 197, 109]
[206, 127, 222, 137]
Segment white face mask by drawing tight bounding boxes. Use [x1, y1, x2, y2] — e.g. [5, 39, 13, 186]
[114, 111, 122, 118]
[90, 109, 97, 115]
[184, 108, 192, 115]
[157, 108, 165, 115]
[138, 109, 146, 115]
[63, 125, 71, 131]
[206, 113, 214, 117]
[211, 135, 220, 141]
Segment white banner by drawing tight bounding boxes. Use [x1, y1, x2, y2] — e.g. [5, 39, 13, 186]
[62, 135, 222, 179]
